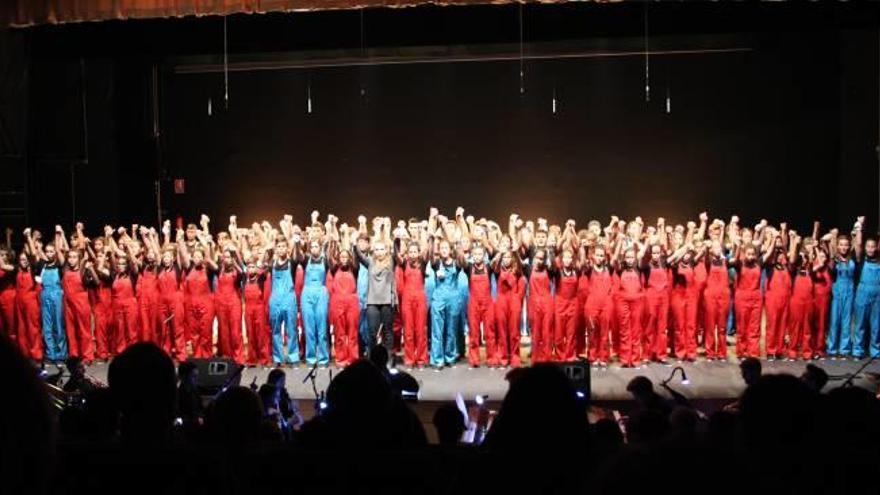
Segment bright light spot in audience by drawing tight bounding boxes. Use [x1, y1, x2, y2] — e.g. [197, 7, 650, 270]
[319, 401, 328, 410]
[576, 391, 586, 399]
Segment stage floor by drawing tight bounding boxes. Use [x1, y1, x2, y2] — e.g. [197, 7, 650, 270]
[82, 356, 880, 402]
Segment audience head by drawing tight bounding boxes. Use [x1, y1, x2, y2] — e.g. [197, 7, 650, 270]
[432, 403, 466, 446]
[177, 360, 198, 389]
[800, 364, 829, 392]
[484, 364, 587, 452]
[368, 345, 390, 369]
[739, 357, 762, 387]
[626, 376, 655, 401]
[108, 343, 177, 446]
[267, 368, 286, 390]
[207, 386, 264, 450]
[739, 374, 819, 451]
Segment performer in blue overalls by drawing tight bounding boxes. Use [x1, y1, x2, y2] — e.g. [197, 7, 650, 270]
[828, 232, 856, 358]
[430, 239, 462, 368]
[854, 222, 880, 359]
[34, 233, 67, 362]
[269, 238, 300, 365]
[300, 239, 330, 366]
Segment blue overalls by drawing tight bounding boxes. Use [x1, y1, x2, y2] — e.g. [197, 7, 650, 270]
[357, 262, 370, 356]
[430, 260, 460, 366]
[301, 257, 330, 365]
[854, 259, 880, 358]
[270, 261, 299, 364]
[828, 258, 856, 357]
[39, 263, 67, 361]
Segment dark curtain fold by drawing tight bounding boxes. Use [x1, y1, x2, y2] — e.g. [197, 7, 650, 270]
[1, 0, 548, 27]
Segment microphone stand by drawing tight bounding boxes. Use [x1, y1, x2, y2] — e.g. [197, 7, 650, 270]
[302, 361, 324, 415]
[839, 356, 880, 388]
[209, 364, 246, 403]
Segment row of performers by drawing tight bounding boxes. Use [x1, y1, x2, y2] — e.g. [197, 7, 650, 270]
[0, 210, 877, 368]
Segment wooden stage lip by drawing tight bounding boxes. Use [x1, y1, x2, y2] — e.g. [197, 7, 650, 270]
[83, 358, 880, 402]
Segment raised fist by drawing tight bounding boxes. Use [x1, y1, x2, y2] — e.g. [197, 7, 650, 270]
[283, 214, 293, 223]
[731, 215, 740, 224]
[857, 216, 866, 225]
[566, 219, 576, 228]
[358, 215, 367, 225]
[455, 207, 465, 218]
[634, 216, 643, 225]
[610, 215, 619, 223]
[699, 212, 708, 222]
[55, 224, 63, 233]
[657, 217, 665, 225]
[780, 222, 788, 231]
[687, 221, 696, 230]
[75, 222, 84, 231]
[229, 215, 237, 224]
[514, 219, 524, 229]
[430, 207, 439, 218]
[311, 210, 320, 222]
[466, 215, 475, 224]
[23, 227, 31, 236]
[104, 225, 113, 236]
[117, 227, 126, 235]
[200, 214, 210, 225]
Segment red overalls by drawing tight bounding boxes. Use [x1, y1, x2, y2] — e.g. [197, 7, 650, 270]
[329, 267, 360, 366]
[186, 267, 215, 358]
[615, 267, 644, 366]
[15, 270, 42, 361]
[215, 269, 243, 363]
[244, 272, 270, 365]
[670, 263, 697, 360]
[90, 275, 113, 359]
[765, 266, 792, 358]
[734, 263, 763, 359]
[528, 269, 554, 364]
[401, 263, 428, 366]
[703, 260, 730, 359]
[137, 268, 160, 344]
[585, 266, 614, 363]
[111, 274, 139, 354]
[0, 269, 15, 341]
[553, 269, 579, 362]
[788, 269, 814, 360]
[467, 265, 495, 366]
[158, 267, 186, 361]
[694, 262, 708, 350]
[62, 268, 93, 361]
[812, 268, 832, 358]
[575, 272, 591, 358]
[644, 263, 670, 361]
[495, 268, 525, 367]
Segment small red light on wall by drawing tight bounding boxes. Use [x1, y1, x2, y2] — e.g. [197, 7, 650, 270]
[174, 179, 185, 194]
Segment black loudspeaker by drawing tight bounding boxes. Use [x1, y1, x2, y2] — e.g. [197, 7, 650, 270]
[189, 358, 242, 396]
[556, 359, 591, 399]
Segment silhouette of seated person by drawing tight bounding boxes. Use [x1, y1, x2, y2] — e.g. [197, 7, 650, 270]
[432, 403, 466, 447]
[108, 342, 177, 448]
[205, 386, 264, 451]
[266, 367, 303, 431]
[626, 376, 672, 418]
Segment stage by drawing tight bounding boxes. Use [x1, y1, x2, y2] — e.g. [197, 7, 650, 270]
[81, 355, 880, 403]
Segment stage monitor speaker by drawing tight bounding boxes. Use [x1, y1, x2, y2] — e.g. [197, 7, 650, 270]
[188, 358, 242, 396]
[556, 359, 591, 399]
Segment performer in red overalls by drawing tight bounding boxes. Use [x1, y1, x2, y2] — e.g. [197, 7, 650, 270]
[527, 249, 555, 364]
[243, 256, 269, 365]
[492, 247, 525, 367]
[642, 243, 670, 363]
[788, 243, 814, 360]
[575, 244, 591, 358]
[87, 250, 114, 360]
[183, 247, 216, 359]
[615, 246, 645, 367]
[215, 248, 243, 363]
[584, 245, 614, 366]
[811, 246, 832, 359]
[158, 247, 186, 361]
[137, 250, 160, 344]
[14, 252, 42, 361]
[466, 244, 495, 367]
[111, 255, 139, 354]
[0, 247, 15, 341]
[669, 248, 699, 361]
[553, 249, 579, 362]
[399, 241, 429, 367]
[765, 244, 793, 360]
[703, 241, 730, 360]
[733, 244, 764, 359]
[328, 244, 360, 367]
[62, 249, 93, 362]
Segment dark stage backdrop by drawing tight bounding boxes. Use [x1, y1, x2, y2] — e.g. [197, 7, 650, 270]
[163, 31, 876, 230]
[16, 3, 880, 234]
